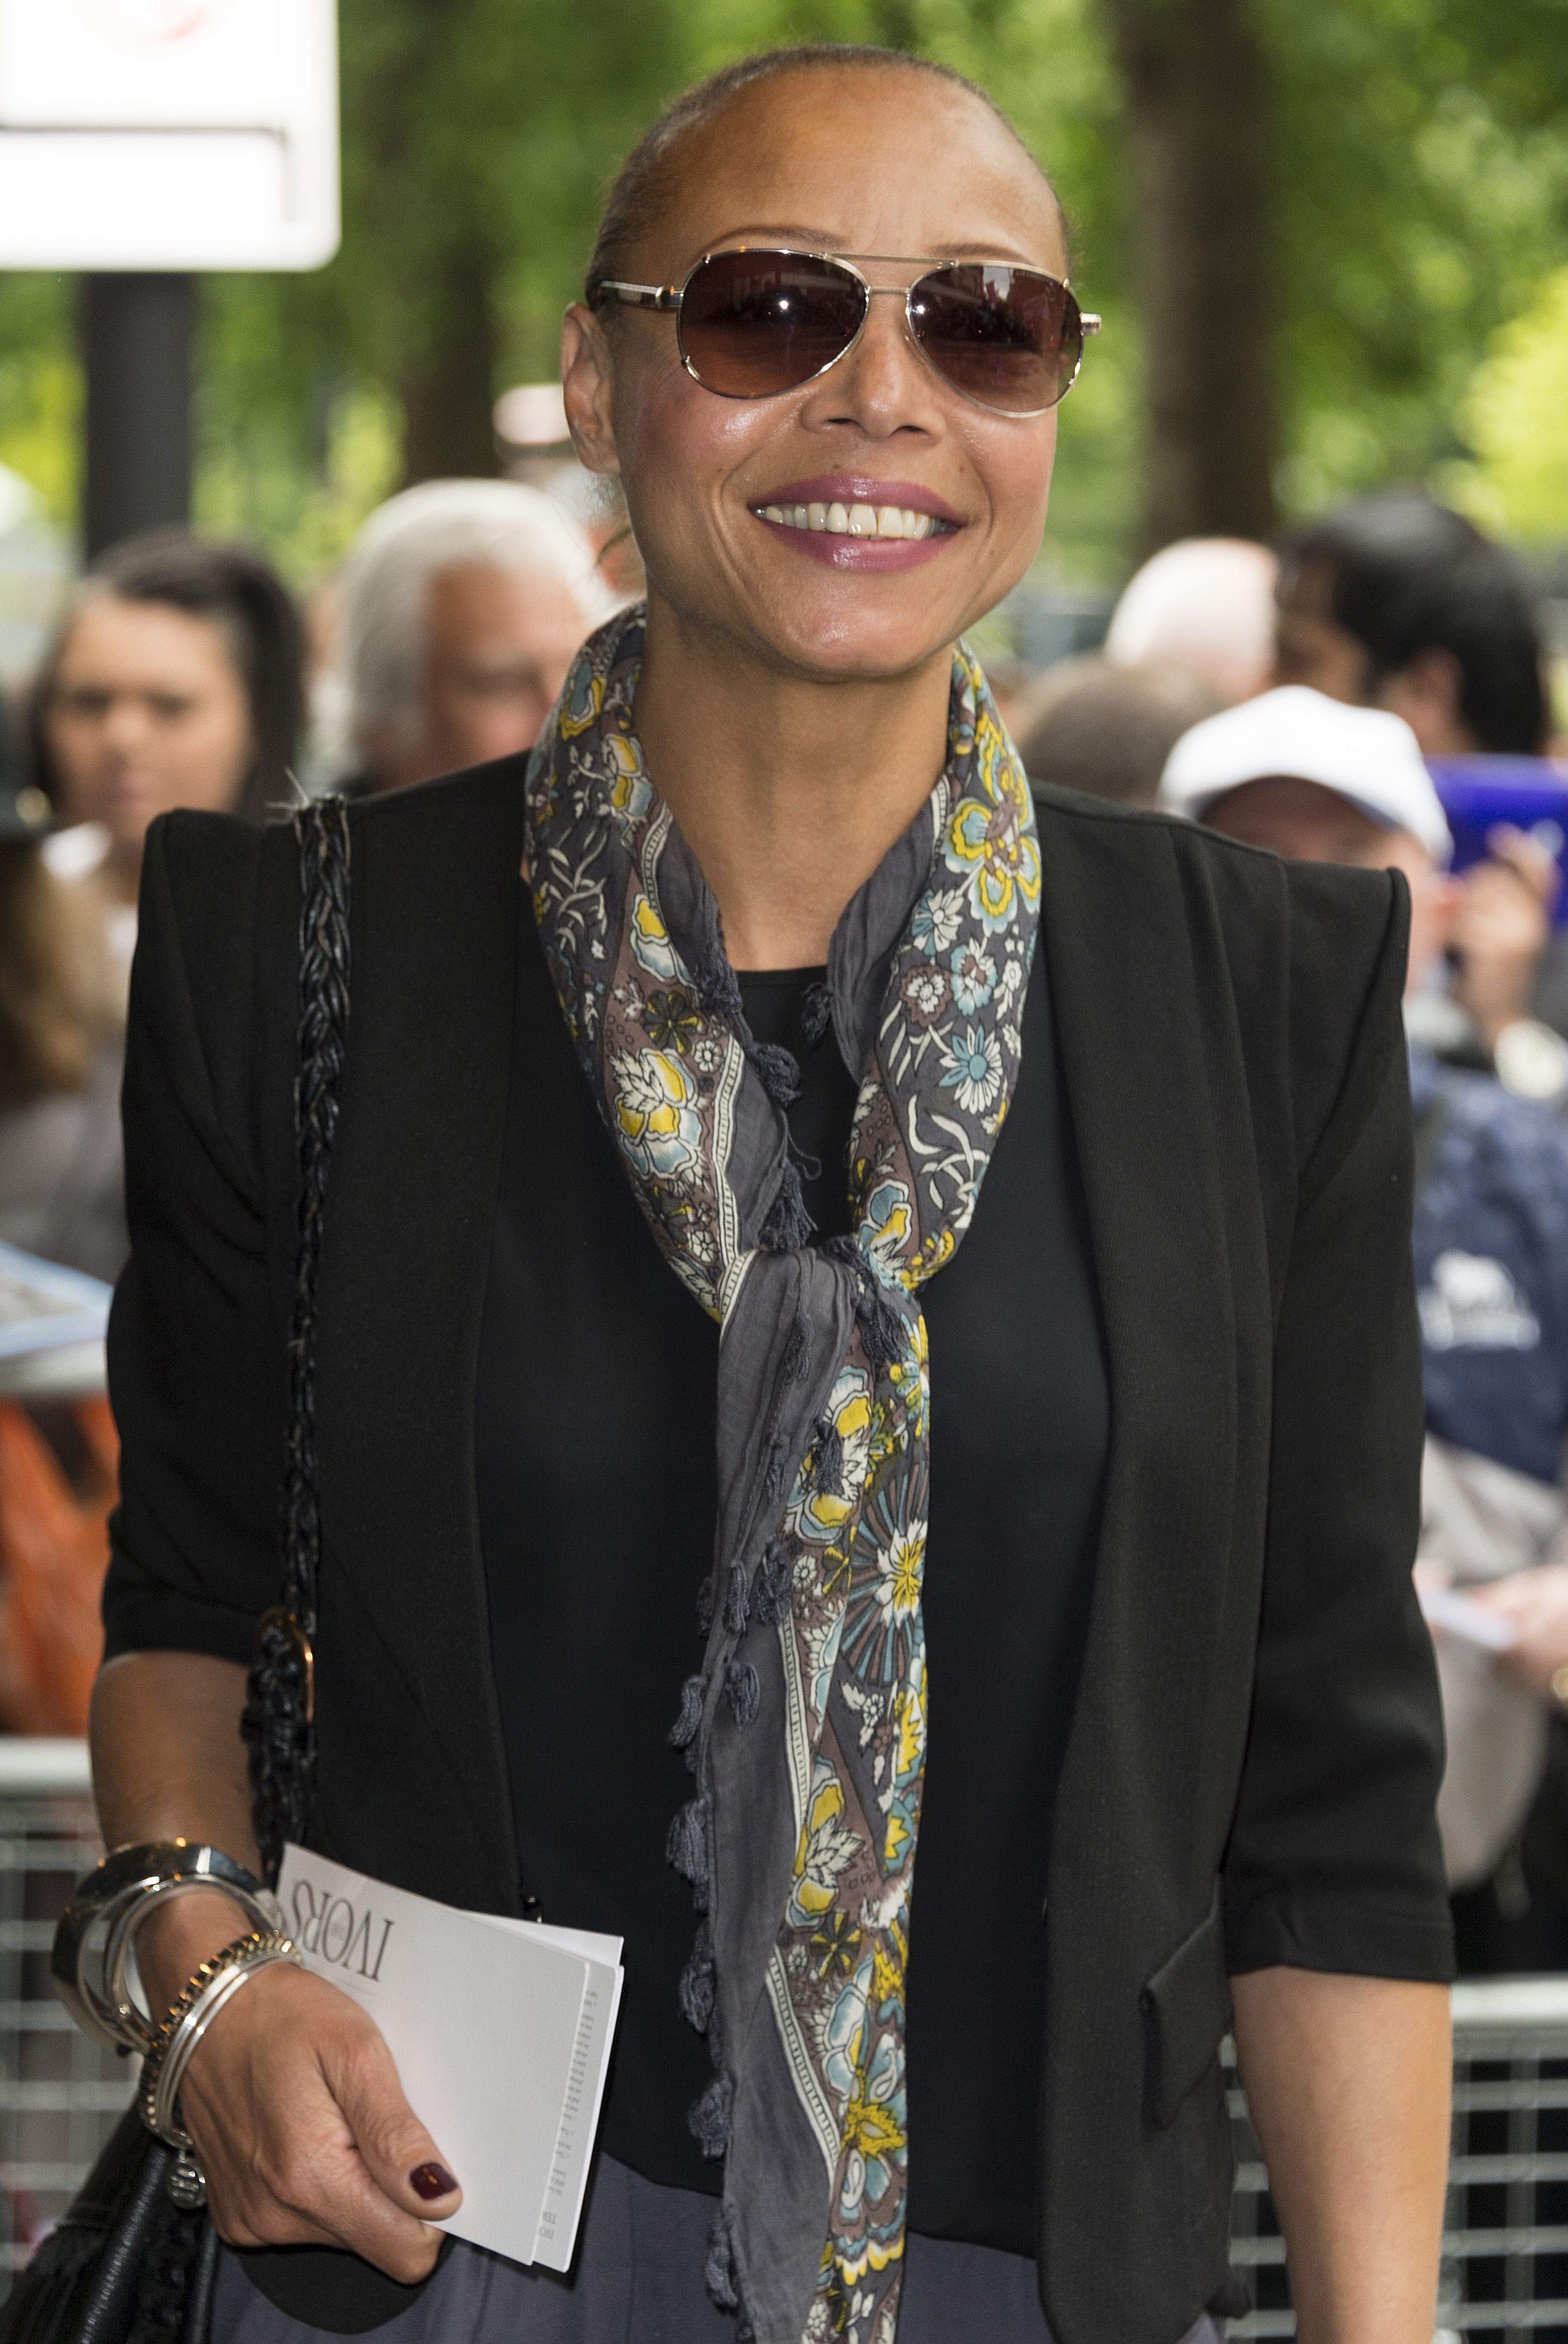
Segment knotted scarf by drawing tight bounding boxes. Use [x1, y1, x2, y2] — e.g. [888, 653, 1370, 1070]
[524, 605, 1040, 2344]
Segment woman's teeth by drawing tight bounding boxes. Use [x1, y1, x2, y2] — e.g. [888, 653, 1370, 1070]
[756, 500, 943, 540]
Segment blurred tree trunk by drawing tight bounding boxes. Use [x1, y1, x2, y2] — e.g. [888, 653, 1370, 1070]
[1099, 0, 1278, 553]
[398, 235, 500, 483]
[349, 0, 502, 485]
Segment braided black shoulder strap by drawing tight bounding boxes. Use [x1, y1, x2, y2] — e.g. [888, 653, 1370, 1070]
[242, 800, 352, 1885]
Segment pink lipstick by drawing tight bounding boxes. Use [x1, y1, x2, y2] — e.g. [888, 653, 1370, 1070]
[747, 475, 964, 570]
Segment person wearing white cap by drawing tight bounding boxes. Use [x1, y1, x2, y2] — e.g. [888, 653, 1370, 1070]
[1163, 682, 1568, 1978]
[1163, 684, 1565, 1077]
[1160, 687, 1459, 992]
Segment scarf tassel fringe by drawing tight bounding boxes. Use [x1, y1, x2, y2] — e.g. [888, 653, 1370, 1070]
[690, 2071, 735, 2160]
[667, 1794, 712, 1909]
[759, 1157, 814, 1254]
[705, 2204, 741, 2311]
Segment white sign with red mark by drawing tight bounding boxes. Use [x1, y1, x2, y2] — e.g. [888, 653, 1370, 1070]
[0, 0, 339, 269]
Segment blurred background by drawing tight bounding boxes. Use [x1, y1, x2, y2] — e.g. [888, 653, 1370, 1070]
[1, 0, 1566, 696]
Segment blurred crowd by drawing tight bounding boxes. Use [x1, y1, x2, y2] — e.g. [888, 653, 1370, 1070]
[2, 448, 1566, 1975]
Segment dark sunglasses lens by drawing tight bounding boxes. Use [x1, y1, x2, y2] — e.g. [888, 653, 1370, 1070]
[678, 252, 867, 397]
[910, 266, 1081, 412]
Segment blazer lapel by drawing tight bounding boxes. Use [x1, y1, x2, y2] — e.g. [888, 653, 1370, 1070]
[313, 762, 525, 1909]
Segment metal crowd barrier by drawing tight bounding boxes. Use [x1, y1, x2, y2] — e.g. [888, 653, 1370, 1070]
[1, 1741, 1566, 2330]
[0, 1738, 130, 2275]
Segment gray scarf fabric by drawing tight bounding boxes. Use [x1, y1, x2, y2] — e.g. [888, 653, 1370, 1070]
[524, 605, 1041, 2344]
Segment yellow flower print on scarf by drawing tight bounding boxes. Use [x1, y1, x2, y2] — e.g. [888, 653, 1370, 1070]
[790, 1366, 875, 1543]
[629, 891, 683, 983]
[944, 711, 1043, 936]
[886, 1313, 929, 1441]
[556, 665, 605, 739]
[789, 1764, 863, 1928]
[606, 733, 654, 825]
[609, 1047, 701, 1184]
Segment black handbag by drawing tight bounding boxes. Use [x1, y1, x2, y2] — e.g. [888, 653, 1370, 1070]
[0, 802, 352, 2344]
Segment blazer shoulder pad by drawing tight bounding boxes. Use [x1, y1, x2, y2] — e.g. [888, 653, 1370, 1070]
[131, 809, 290, 1192]
[341, 752, 531, 840]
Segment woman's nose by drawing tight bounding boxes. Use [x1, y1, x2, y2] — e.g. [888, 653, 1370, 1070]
[800, 290, 943, 438]
[101, 693, 154, 757]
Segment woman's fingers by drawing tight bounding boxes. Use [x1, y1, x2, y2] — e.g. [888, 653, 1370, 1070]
[176, 1962, 452, 2282]
[320, 2017, 463, 2222]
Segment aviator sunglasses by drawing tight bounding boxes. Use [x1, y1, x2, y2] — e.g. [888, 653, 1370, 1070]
[595, 247, 1101, 417]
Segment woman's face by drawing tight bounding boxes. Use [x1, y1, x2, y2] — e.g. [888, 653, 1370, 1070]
[566, 68, 1068, 684]
[46, 593, 254, 873]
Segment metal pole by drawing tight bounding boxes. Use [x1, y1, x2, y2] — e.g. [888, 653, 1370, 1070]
[81, 272, 194, 560]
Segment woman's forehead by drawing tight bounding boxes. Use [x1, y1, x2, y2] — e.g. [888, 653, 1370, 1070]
[644, 69, 1065, 281]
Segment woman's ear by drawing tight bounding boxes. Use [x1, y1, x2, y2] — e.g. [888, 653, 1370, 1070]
[562, 306, 620, 480]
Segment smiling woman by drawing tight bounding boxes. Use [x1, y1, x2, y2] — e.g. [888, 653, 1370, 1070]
[74, 42, 1455, 2344]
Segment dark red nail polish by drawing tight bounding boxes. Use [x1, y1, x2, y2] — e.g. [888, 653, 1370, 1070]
[409, 2162, 458, 2201]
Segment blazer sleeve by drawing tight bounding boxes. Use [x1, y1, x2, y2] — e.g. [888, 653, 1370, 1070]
[1222, 860, 1454, 1981]
[102, 811, 287, 1666]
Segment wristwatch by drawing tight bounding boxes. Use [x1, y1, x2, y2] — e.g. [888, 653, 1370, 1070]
[52, 1841, 282, 2052]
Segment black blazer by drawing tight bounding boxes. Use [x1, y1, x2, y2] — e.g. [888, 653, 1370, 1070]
[105, 762, 1451, 2344]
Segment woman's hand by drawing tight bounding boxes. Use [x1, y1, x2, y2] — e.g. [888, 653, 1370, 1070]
[1470, 1561, 1568, 1701]
[92, 1654, 459, 2277]
[139, 1892, 461, 2280]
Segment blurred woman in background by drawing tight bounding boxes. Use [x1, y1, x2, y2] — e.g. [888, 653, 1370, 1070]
[0, 699, 124, 1281]
[31, 529, 304, 983]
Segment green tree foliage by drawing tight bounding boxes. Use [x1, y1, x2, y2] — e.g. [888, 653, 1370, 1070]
[1448, 265, 1568, 539]
[0, 274, 78, 529]
[1270, 0, 1568, 520]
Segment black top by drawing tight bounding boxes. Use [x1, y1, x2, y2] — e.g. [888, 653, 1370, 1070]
[473, 911, 1107, 2254]
[101, 766, 1453, 2344]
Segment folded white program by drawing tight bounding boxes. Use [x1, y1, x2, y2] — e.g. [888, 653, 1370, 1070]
[277, 1845, 624, 2272]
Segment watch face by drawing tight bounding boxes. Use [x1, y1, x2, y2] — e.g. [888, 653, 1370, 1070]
[85, 0, 219, 44]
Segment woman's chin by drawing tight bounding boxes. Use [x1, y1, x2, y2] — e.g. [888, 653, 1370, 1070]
[744, 583, 986, 685]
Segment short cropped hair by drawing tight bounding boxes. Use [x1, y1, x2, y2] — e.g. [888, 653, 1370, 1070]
[1281, 493, 1547, 755]
[585, 45, 1061, 306]
[343, 480, 610, 748]
[1014, 655, 1223, 810]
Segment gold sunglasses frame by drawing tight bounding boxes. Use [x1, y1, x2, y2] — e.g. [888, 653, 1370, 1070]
[595, 247, 1102, 417]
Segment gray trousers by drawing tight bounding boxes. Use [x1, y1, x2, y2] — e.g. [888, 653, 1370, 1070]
[210, 2154, 1226, 2344]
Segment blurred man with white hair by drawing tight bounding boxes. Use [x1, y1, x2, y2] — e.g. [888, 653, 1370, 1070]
[341, 479, 611, 796]
[1163, 686, 1568, 1974]
[1103, 536, 1279, 705]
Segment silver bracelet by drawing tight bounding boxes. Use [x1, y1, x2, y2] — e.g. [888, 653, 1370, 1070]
[150, 1939, 302, 2148]
[53, 1843, 282, 2052]
[137, 1929, 301, 2148]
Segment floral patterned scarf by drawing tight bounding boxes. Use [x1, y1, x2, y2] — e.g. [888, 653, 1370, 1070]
[524, 605, 1040, 2344]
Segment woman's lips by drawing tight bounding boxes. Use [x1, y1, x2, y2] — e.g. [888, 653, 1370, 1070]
[756, 521, 957, 572]
[749, 481, 964, 570]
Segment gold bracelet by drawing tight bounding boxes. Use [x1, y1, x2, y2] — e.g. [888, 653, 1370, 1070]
[137, 1930, 296, 2142]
